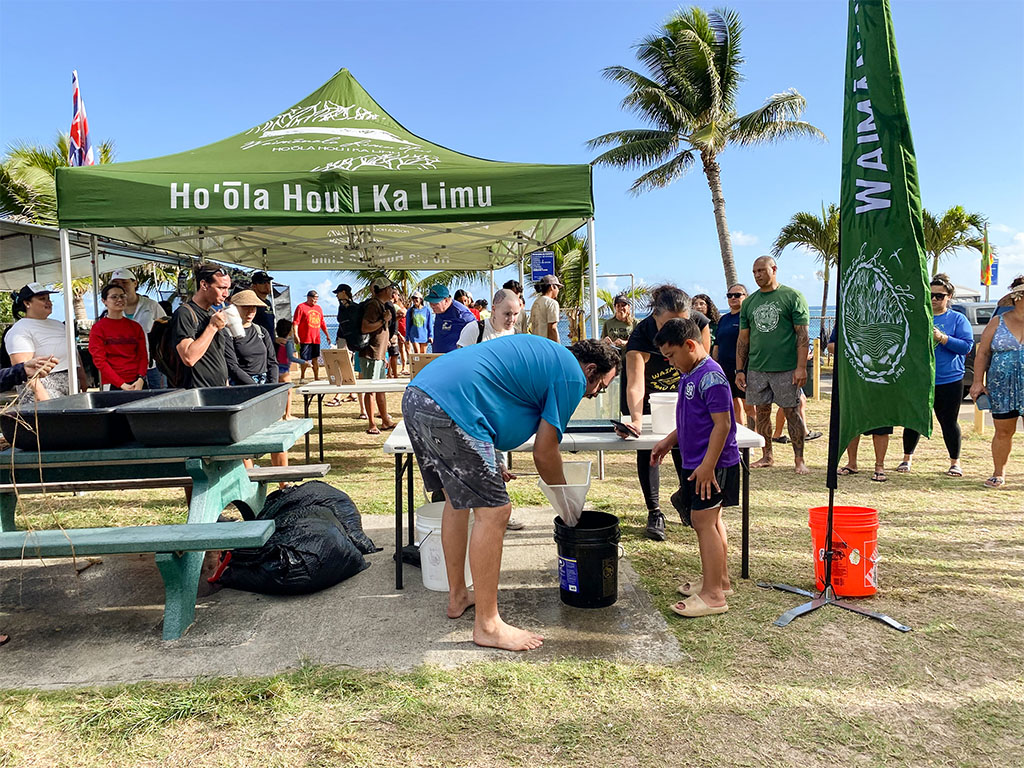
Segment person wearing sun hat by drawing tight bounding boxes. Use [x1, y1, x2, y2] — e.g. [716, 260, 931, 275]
[4, 283, 84, 402]
[425, 284, 474, 353]
[224, 290, 278, 386]
[971, 277, 1024, 489]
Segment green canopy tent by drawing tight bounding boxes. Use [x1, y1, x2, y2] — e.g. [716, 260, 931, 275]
[54, 68, 598, 391]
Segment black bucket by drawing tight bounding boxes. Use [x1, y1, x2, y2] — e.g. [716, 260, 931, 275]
[553, 510, 620, 609]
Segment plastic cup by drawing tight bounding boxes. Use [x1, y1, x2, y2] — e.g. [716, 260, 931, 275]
[223, 305, 245, 338]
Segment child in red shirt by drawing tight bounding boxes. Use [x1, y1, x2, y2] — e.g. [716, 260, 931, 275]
[89, 284, 149, 389]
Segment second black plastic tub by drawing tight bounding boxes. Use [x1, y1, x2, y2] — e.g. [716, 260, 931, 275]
[0, 389, 167, 451]
[553, 510, 620, 608]
[118, 384, 291, 446]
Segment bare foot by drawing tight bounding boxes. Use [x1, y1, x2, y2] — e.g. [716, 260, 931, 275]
[473, 618, 544, 651]
[447, 591, 475, 619]
[795, 461, 810, 475]
[751, 456, 774, 469]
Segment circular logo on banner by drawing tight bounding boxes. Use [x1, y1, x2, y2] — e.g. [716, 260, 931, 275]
[752, 302, 781, 333]
[841, 244, 914, 384]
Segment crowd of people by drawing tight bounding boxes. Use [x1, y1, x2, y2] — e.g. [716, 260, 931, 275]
[3, 259, 1022, 642]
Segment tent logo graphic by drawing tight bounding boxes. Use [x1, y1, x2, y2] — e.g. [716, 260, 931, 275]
[840, 243, 914, 384]
[246, 100, 382, 134]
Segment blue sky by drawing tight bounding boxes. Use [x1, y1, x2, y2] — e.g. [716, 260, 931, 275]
[2, 0, 1022, 320]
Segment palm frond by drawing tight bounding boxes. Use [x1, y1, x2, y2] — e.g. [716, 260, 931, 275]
[711, 7, 746, 106]
[589, 130, 679, 170]
[771, 203, 839, 266]
[628, 151, 696, 194]
[729, 90, 827, 146]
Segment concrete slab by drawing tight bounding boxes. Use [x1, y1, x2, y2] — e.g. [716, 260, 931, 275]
[0, 506, 682, 689]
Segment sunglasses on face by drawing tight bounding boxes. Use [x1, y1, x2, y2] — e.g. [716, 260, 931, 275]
[726, 292, 745, 299]
[930, 293, 949, 300]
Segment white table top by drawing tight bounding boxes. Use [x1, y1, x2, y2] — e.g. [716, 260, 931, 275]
[297, 379, 410, 396]
[383, 415, 764, 455]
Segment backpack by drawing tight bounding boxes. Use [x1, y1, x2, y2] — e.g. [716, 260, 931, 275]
[343, 300, 373, 352]
[151, 304, 197, 388]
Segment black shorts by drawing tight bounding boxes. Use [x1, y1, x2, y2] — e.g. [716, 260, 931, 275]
[299, 343, 320, 361]
[387, 344, 400, 357]
[720, 365, 745, 401]
[993, 409, 1021, 420]
[670, 463, 740, 526]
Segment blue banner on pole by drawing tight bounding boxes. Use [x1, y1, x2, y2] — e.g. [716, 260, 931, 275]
[530, 250, 555, 282]
[991, 259, 998, 286]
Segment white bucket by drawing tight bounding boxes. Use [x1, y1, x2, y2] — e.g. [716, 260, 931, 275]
[649, 392, 678, 435]
[538, 460, 592, 527]
[415, 502, 473, 592]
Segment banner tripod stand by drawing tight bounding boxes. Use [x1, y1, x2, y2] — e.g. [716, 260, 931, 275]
[757, 488, 911, 632]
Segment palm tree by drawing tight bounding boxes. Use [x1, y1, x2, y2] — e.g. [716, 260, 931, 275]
[339, 268, 491, 301]
[2, 134, 116, 319]
[597, 284, 651, 315]
[772, 202, 839, 342]
[588, 6, 825, 288]
[923, 206, 986, 277]
[546, 229, 593, 343]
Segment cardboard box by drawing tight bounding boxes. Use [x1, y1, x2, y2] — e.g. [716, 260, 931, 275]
[322, 348, 356, 385]
[410, 352, 444, 379]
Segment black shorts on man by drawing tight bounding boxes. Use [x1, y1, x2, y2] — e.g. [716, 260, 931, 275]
[299, 342, 320, 361]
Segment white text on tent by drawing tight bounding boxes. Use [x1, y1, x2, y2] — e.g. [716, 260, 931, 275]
[351, 183, 492, 213]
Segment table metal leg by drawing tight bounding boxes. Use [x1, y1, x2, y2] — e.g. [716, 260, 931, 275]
[395, 453, 403, 590]
[317, 395, 325, 462]
[303, 394, 313, 462]
[741, 447, 750, 580]
[406, 454, 415, 546]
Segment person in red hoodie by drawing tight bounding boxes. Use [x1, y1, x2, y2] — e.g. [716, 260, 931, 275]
[88, 283, 149, 390]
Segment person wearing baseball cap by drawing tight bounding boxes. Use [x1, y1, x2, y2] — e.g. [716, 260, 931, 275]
[4, 283, 83, 402]
[357, 277, 398, 433]
[292, 289, 331, 381]
[601, 294, 636, 348]
[109, 267, 168, 388]
[530, 274, 563, 343]
[248, 272, 277, 339]
[425, 284, 474, 354]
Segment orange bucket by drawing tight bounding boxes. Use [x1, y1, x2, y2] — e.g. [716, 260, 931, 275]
[808, 506, 879, 597]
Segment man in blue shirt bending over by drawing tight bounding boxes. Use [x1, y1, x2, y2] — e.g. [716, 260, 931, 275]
[425, 284, 475, 353]
[402, 335, 621, 651]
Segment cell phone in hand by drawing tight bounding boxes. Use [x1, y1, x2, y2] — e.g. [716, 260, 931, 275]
[975, 393, 991, 411]
[610, 420, 640, 438]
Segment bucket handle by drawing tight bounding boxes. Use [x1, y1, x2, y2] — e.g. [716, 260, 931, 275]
[618, 544, 624, 559]
[418, 529, 432, 548]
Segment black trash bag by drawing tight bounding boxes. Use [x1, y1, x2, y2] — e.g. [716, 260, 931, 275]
[263, 481, 381, 554]
[217, 511, 368, 595]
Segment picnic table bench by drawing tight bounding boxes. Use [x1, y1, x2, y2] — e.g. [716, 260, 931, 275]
[0, 418, 314, 639]
[0, 520, 275, 640]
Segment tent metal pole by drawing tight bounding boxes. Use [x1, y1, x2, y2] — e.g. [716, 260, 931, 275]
[90, 235, 100, 320]
[587, 218, 599, 339]
[490, 269, 494, 301]
[59, 228, 79, 394]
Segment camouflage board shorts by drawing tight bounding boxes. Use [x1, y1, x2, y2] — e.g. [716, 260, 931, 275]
[401, 387, 510, 510]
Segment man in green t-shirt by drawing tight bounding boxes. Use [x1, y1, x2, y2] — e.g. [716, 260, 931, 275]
[601, 294, 637, 347]
[736, 256, 811, 475]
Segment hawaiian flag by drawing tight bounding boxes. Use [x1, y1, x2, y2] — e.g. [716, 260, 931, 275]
[68, 70, 94, 166]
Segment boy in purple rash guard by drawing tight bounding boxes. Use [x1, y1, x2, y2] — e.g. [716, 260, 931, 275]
[651, 317, 740, 619]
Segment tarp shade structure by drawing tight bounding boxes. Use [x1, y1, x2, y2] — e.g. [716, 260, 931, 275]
[0, 219, 195, 290]
[55, 69, 594, 271]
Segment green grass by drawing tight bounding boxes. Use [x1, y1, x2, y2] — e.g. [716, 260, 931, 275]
[2, 393, 1022, 767]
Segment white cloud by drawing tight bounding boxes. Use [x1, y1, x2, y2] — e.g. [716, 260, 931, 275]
[997, 232, 1024, 269]
[313, 278, 339, 313]
[992, 223, 1014, 234]
[731, 230, 759, 247]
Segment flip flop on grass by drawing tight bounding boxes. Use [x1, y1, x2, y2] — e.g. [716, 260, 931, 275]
[895, 461, 911, 473]
[366, 427, 381, 435]
[670, 595, 728, 618]
[838, 466, 859, 476]
[946, 464, 963, 477]
[677, 580, 735, 597]
[984, 476, 1005, 489]
[872, 470, 888, 482]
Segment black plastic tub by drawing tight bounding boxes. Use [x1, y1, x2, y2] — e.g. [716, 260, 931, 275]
[118, 384, 291, 446]
[0, 390, 168, 451]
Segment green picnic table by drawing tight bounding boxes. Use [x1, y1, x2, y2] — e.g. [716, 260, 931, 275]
[0, 418, 313, 639]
